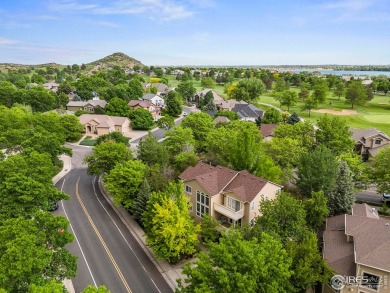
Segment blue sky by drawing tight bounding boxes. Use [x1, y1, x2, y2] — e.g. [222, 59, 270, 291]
[0, 0, 389, 66]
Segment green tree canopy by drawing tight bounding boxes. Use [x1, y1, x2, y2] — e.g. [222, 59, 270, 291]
[129, 108, 154, 130]
[164, 91, 183, 117]
[315, 114, 355, 155]
[297, 147, 339, 196]
[104, 160, 146, 208]
[83, 141, 133, 175]
[370, 147, 390, 194]
[181, 112, 214, 151]
[137, 132, 169, 167]
[104, 97, 131, 117]
[176, 81, 196, 100]
[214, 110, 240, 121]
[280, 90, 298, 111]
[177, 230, 292, 293]
[143, 182, 200, 264]
[345, 80, 368, 109]
[261, 107, 281, 124]
[201, 77, 215, 89]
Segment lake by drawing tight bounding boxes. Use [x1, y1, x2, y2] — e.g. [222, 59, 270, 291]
[293, 70, 390, 77]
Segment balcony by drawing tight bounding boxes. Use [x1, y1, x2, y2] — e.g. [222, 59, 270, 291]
[214, 202, 244, 221]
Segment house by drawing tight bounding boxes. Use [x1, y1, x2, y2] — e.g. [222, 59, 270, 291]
[216, 99, 247, 111]
[66, 99, 108, 113]
[350, 128, 390, 160]
[141, 93, 165, 107]
[179, 163, 282, 227]
[79, 114, 131, 135]
[260, 124, 278, 141]
[142, 83, 170, 95]
[43, 82, 60, 92]
[232, 103, 264, 122]
[128, 100, 156, 112]
[322, 204, 390, 293]
[192, 89, 225, 105]
[213, 116, 231, 124]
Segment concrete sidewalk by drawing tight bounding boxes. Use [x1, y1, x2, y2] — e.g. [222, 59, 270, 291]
[98, 177, 190, 290]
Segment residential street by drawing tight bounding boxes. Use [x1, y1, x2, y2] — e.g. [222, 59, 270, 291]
[54, 145, 172, 293]
[131, 106, 199, 144]
[355, 189, 383, 204]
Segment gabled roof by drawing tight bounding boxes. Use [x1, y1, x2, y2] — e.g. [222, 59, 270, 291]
[66, 99, 107, 108]
[141, 93, 161, 101]
[179, 162, 278, 202]
[323, 204, 390, 275]
[179, 163, 238, 196]
[128, 100, 153, 108]
[260, 124, 277, 137]
[223, 170, 268, 202]
[233, 103, 264, 119]
[79, 114, 129, 128]
[350, 128, 390, 143]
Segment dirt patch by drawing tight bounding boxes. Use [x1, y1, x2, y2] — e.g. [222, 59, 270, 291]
[312, 109, 358, 115]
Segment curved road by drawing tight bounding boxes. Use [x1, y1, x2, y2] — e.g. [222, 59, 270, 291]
[54, 146, 172, 293]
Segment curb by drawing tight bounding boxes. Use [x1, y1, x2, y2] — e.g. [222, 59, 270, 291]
[97, 177, 179, 291]
[52, 155, 76, 293]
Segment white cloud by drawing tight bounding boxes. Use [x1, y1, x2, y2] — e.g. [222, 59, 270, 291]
[0, 38, 18, 45]
[47, 0, 211, 21]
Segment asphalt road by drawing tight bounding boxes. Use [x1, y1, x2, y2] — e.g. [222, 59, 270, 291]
[55, 145, 172, 293]
[355, 190, 383, 204]
[131, 106, 199, 144]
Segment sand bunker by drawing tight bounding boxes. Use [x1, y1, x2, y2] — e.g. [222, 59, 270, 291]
[312, 109, 358, 115]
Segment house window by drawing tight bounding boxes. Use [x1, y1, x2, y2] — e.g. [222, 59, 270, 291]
[196, 191, 209, 217]
[361, 272, 380, 291]
[375, 139, 382, 145]
[251, 201, 255, 211]
[185, 185, 192, 194]
[227, 197, 240, 212]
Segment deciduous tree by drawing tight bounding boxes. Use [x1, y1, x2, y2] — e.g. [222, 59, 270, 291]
[104, 160, 146, 208]
[104, 97, 131, 117]
[83, 141, 133, 175]
[345, 80, 367, 109]
[370, 147, 390, 194]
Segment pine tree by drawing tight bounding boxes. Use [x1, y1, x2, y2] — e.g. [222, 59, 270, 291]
[328, 161, 355, 215]
[287, 112, 300, 125]
[131, 178, 151, 226]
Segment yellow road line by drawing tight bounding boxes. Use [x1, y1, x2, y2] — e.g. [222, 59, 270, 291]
[76, 177, 132, 293]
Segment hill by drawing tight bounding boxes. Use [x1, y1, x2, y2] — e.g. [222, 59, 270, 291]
[87, 52, 144, 69]
[0, 52, 143, 73]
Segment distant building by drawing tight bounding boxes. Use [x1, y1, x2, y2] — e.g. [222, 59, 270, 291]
[66, 99, 107, 113]
[232, 103, 264, 122]
[260, 124, 277, 141]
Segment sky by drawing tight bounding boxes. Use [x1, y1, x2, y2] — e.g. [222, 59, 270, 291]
[0, 0, 390, 66]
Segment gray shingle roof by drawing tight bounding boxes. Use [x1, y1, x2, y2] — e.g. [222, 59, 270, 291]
[232, 103, 264, 119]
[350, 128, 390, 143]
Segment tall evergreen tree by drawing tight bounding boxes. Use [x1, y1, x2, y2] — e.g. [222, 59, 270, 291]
[327, 161, 355, 215]
[287, 112, 300, 125]
[131, 178, 151, 226]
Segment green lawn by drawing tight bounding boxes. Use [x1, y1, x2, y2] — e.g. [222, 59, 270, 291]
[255, 89, 390, 135]
[79, 136, 97, 146]
[142, 75, 390, 135]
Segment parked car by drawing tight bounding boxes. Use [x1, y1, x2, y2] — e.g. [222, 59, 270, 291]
[183, 112, 188, 116]
[49, 202, 59, 211]
[382, 193, 390, 202]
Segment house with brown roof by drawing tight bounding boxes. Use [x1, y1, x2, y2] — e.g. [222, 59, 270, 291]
[192, 89, 225, 105]
[350, 128, 390, 160]
[79, 114, 131, 135]
[128, 100, 156, 112]
[66, 99, 108, 113]
[179, 163, 282, 227]
[260, 124, 278, 141]
[323, 203, 390, 293]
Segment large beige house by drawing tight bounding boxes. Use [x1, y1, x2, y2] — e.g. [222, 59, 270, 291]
[351, 128, 390, 160]
[79, 114, 131, 135]
[179, 163, 282, 227]
[66, 99, 108, 113]
[323, 204, 390, 293]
